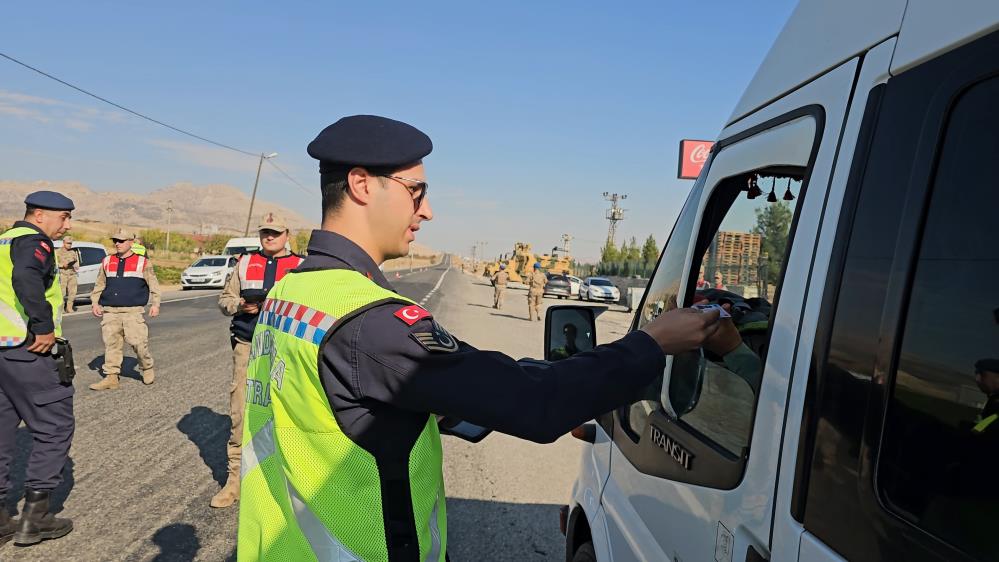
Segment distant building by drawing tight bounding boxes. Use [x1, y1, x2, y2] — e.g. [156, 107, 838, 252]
[703, 231, 762, 287]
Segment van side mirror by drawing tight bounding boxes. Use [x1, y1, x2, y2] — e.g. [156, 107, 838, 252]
[662, 349, 706, 418]
[544, 306, 599, 361]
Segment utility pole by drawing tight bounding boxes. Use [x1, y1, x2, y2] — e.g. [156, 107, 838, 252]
[560, 233, 573, 256]
[602, 192, 627, 246]
[165, 199, 174, 254]
[245, 152, 278, 236]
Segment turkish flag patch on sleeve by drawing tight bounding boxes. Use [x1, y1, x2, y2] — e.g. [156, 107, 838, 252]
[393, 305, 432, 326]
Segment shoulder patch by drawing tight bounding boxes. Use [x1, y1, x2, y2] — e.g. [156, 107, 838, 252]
[39, 241, 51, 252]
[410, 321, 458, 353]
[394, 304, 432, 326]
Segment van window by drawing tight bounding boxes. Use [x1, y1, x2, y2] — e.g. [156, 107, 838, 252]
[624, 183, 703, 437]
[78, 247, 106, 267]
[877, 76, 999, 560]
[628, 168, 805, 457]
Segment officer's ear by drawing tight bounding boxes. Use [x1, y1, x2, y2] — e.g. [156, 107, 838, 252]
[345, 167, 376, 206]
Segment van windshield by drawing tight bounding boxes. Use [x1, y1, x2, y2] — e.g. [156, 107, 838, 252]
[224, 246, 258, 256]
[194, 258, 229, 267]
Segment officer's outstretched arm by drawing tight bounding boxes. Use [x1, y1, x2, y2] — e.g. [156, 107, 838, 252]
[348, 305, 668, 444]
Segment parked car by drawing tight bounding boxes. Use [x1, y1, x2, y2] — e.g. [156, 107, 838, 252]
[543, 273, 573, 299]
[552, 2, 999, 561]
[53, 240, 108, 302]
[566, 275, 582, 298]
[578, 277, 620, 302]
[181, 255, 237, 289]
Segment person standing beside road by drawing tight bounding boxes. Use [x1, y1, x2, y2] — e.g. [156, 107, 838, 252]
[212, 213, 303, 509]
[490, 263, 509, 309]
[89, 230, 161, 390]
[55, 236, 80, 313]
[0, 191, 76, 547]
[237, 115, 721, 561]
[525, 262, 546, 321]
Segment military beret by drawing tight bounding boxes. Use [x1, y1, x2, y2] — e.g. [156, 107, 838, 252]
[976, 358, 999, 374]
[308, 115, 432, 173]
[25, 190, 75, 211]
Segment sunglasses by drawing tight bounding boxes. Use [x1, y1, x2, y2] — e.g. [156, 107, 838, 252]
[380, 175, 429, 211]
[111, 239, 130, 244]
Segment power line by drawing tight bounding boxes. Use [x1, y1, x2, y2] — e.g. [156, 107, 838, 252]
[1, 51, 315, 196]
[266, 158, 315, 194]
[0, 51, 259, 157]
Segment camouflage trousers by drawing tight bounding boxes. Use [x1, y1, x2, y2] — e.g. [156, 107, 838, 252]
[493, 286, 506, 309]
[100, 309, 154, 376]
[227, 338, 250, 477]
[528, 290, 544, 321]
[59, 271, 77, 312]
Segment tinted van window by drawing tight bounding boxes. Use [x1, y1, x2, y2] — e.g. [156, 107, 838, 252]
[878, 76, 999, 560]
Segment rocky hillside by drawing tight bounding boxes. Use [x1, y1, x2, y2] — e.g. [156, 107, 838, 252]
[0, 180, 314, 234]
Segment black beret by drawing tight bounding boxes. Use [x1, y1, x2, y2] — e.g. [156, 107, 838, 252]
[25, 190, 75, 211]
[307, 115, 432, 173]
[976, 358, 999, 374]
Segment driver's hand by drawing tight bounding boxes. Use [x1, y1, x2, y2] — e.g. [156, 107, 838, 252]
[703, 304, 742, 356]
[26, 332, 55, 354]
[640, 308, 720, 355]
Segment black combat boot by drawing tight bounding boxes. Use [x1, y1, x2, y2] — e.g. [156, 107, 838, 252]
[13, 489, 72, 546]
[0, 500, 15, 546]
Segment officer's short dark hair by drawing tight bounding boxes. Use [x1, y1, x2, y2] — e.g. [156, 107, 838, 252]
[321, 164, 397, 217]
[24, 205, 40, 218]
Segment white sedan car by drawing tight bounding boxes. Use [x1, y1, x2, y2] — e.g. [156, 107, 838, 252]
[181, 255, 237, 289]
[579, 276, 621, 302]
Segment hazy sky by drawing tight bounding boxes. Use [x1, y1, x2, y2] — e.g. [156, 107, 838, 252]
[0, 1, 797, 262]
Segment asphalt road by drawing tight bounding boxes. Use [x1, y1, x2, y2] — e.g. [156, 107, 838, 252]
[3, 264, 452, 561]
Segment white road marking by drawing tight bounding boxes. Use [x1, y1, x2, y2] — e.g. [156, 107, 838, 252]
[419, 268, 449, 307]
[63, 291, 219, 317]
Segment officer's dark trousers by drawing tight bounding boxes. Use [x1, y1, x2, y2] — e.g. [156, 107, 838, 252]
[0, 348, 75, 497]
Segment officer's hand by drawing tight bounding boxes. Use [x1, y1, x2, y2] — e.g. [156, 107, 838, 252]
[149, 305, 160, 318]
[92, 304, 103, 317]
[239, 300, 260, 314]
[27, 332, 55, 354]
[640, 308, 721, 355]
[703, 304, 742, 356]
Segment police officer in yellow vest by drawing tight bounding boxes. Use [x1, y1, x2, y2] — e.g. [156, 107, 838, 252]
[0, 191, 75, 547]
[238, 116, 721, 561]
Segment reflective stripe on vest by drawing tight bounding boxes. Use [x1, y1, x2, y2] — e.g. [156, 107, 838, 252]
[973, 413, 998, 434]
[103, 254, 146, 278]
[237, 252, 302, 292]
[238, 269, 446, 562]
[0, 227, 62, 346]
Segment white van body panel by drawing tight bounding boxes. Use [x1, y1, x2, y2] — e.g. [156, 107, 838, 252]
[768, 38, 898, 562]
[798, 532, 845, 562]
[223, 237, 261, 256]
[728, 0, 905, 125]
[600, 58, 859, 562]
[890, 0, 999, 75]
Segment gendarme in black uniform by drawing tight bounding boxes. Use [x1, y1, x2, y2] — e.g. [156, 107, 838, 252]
[0, 191, 75, 547]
